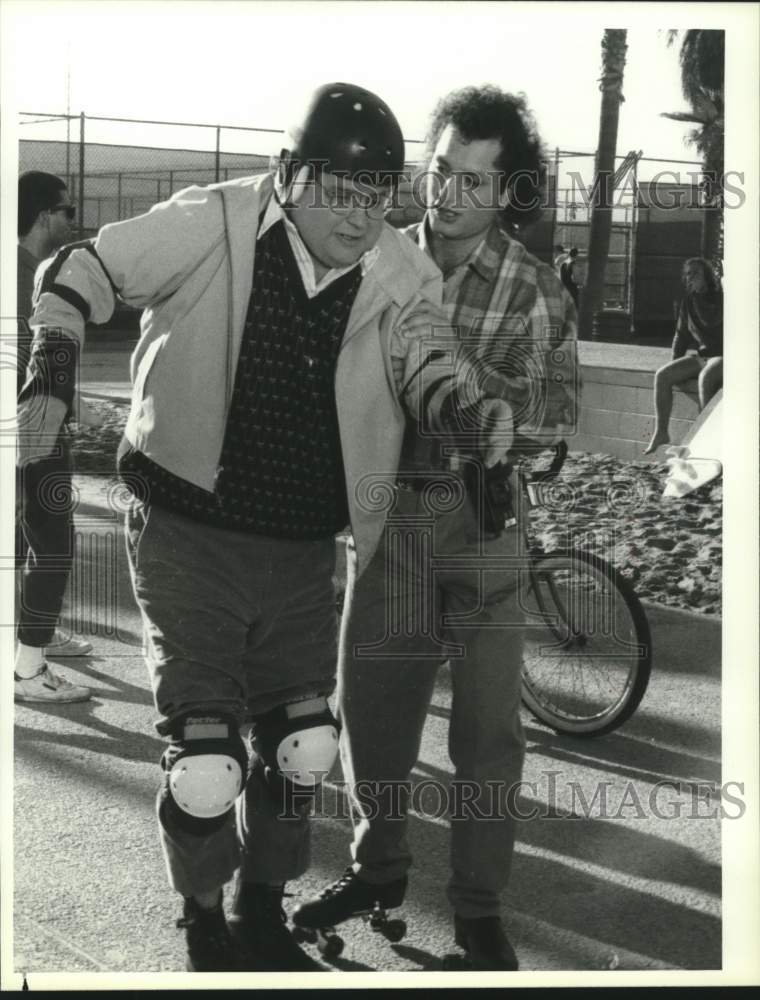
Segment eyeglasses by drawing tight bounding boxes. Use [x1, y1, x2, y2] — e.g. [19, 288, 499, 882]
[316, 179, 393, 220]
[49, 205, 76, 221]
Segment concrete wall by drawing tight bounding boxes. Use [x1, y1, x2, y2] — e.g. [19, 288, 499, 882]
[570, 364, 700, 460]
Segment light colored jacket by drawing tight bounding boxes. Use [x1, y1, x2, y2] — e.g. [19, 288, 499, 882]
[32, 174, 458, 573]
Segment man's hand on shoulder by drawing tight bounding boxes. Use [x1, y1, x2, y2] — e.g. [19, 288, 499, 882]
[400, 300, 456, 342]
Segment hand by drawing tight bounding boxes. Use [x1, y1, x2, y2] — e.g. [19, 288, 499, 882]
[401, 301, 455, 341]
[72, 396, 104, 428]
[481, 398, 514, 468]
[17, 396, 68, 466]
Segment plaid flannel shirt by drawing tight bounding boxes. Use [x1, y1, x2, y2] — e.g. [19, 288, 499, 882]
[398, 219, 579, 471]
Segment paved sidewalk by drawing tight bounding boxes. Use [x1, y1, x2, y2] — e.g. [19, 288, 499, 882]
[7, 474, 728, 988]
[8, 340, 744, 987]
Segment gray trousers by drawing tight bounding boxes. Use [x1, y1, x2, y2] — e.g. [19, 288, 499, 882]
[337, 484, 526, 919]
[125, 502, 337, 897]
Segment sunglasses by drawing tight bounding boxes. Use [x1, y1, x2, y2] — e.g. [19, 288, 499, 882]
[50, 205, 76, 221]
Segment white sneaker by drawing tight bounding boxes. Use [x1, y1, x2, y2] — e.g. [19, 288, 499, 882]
[14, 663, 92, 704]
[46, 629, 93, 657]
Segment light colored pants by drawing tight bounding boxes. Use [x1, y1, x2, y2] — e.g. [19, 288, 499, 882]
[125, 502, 337, 896]
[337, 483, 526, 919]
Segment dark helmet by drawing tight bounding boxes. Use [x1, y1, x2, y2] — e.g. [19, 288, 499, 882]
[282, 82, 405, 184]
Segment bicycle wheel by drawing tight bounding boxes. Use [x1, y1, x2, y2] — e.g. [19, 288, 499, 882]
[520, 549, 652, 737]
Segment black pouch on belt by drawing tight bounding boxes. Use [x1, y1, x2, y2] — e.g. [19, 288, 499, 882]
[464, 460, 516, 536]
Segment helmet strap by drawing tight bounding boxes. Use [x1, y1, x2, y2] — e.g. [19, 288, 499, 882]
[275, 156, 317, 210]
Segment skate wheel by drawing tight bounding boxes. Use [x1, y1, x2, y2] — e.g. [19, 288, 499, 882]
[292, 926, 316, 945]
[316, 931, 344, 959]
[383, 919, 406, 943]
[442, 952, 470, 971]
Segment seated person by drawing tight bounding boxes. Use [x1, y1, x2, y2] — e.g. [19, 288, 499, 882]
[559, 247, 580, 305]
[644, 257, 723, 454]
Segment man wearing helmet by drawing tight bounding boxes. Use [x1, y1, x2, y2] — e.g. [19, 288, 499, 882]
[20, 82, 512, 972]
[293, 85, 578, 971]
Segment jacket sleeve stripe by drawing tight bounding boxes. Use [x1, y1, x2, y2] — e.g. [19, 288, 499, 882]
[422, 374, 455, 421]
[40, 240, 121, 306]
[399, 350, 447, 399]
[47, 282, 91, 322]
[40, 240, 90, 290]
[82, 242, 120, 297]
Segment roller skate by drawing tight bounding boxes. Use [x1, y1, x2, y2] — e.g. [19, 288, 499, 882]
[441, 914, 519, 971]
[292, 867, 407, 958]
[228, 880, 327, 971]
[177, 894, 244, 972]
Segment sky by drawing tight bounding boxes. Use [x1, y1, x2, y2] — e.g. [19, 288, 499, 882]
[0, 0, 741, 183]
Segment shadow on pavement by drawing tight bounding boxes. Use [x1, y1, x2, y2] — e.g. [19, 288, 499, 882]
[323, 955, 377, 972]
[410, 758, 720, 896]
[310, 776, 720, 970]
[522, 724, 721, 786]
[506, 848, 720, 970]
[612, 712, 721, 758]
[426, 701, 720, 786]
[49, 658, 155, 708]
[390, 941, 442, 970]
[14, 703, 163, 765]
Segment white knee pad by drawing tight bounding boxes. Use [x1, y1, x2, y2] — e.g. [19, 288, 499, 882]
[168, 752, 244, 818]
[161, 714, 248, 830]
[254, 696, 340, 791]
[276, 723, 339, 788]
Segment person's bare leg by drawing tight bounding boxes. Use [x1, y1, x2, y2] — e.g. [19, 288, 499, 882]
[644, 356, 702, 454]
[698, 357, 723, 410]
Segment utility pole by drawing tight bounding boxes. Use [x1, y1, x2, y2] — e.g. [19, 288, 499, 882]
[65, 46, 71, 188]
[78, 112, 85, 240]
[578, 29, 628, 340]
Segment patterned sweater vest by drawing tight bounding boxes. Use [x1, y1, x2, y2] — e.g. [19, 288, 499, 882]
[119, 220, 362, 538]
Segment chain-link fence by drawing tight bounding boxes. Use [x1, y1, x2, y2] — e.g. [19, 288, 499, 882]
[20, 111, 431, 233]
[19, 111, 711, 338]
[20, 112, 275, 232]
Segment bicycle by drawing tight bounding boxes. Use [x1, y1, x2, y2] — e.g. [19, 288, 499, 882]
[511, 437, 652, 737]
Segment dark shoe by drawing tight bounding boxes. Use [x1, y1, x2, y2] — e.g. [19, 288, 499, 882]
[177, 895, 242, 972]
[292, 866, 407, 930]
[229, 881, 326, 972]
[453, 914, 519, 971]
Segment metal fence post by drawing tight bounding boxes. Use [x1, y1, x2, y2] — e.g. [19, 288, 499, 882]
[117, 172, 122, 221]
[78, 112, 85, 239]
[627, 157, 639, 332]
[549, 146, 560, 257]
[65, 113, 71, 190]
[215, 126, 221, 183]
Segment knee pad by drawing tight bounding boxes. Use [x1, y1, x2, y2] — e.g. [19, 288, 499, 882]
[251, 696, 340, 807]
[159, 713, 248, 835]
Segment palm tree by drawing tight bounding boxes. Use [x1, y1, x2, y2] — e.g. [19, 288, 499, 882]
[577, 29, 628, 340]
[661, 30, 725, 267]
